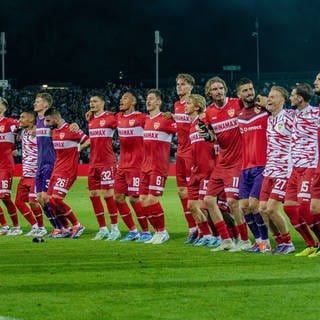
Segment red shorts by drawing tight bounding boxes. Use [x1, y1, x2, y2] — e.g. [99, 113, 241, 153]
[175, 154, 193, 188]
[47, 174, 77, 198]
[188, 173, 209, 200]
[140, 173, 167, 196]
[259, 177, 287, 202]
[15, 177, 37, 203]
[0, 170, 13, 199]
[285, 167, 314, 204]
[311, 173, 320, 199]
[88, 166, 116, 191]
[114, 168, 140, 196]
[206, 164, 241, 199]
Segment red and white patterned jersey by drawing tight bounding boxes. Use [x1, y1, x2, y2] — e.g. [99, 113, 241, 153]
[52, 123, 89, 175]
[21, 129, 38, 178]
[205, 98, 242, 168]
[174, 100, 192, 157]
[263, 109, 294, 178]
[88, 111, 116, 168]
[0, 117, 19, 171]
[291, 105, 320, 168]
[116, 111, 146, 169]
[189, 116, 215, 177]
[142, 112, 177, 176]
[238, 106, 269, 170]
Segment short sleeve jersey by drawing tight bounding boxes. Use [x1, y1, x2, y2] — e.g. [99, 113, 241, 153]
[142, 112, 177, 176]
[291, 105, 319, 168]
[238, 106, 268, 170]
[116, 111, 146, 170]
[52, 122, 89, 176]
[174, 100, 192, 157]
[21, 129, 38, 177]
[0, 117, 19, 171]
[88, 111, 116, 168]
[189, 116, 215, 177]
[263, 109, 294, 178]
[36, 117, 56, 168]
[205, 98, 242, 168]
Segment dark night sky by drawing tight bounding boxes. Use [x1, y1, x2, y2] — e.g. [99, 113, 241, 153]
[1, 0, 320, 87]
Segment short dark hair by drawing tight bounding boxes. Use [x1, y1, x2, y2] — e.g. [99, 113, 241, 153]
[147, 89, 163, 101]
[21, 110, 36, 125]
[293, 83, 313, 102]
[236, 78, 253, 92]
[90, 91, 105, 102]
[44, 107, 61, 117]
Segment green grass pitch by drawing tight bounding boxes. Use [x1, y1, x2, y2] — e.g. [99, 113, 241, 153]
[0, 177, 319, 320]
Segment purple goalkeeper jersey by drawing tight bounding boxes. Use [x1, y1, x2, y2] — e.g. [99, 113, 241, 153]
[36, 117, 56, 168]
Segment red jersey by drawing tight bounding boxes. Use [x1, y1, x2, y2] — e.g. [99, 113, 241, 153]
[142, 112, 177, 176]
[205, 98, 242, 168]
[88, 111, 117, 168]
[52, 123, 89, 175]
[189, 116, 215, 178]
[291, 105, 319, 168]
[238, 106, 268, 170]
[116, 111, 146, 169]
[0, 117, 19, 171]
[21, 129, 38, 177]
[174, 100, 192, 157]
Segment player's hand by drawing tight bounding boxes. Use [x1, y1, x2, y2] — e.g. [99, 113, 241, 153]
[12, 149, 18, 157]
[255, 95, 268, 107]
[163, 112, 173, 120]
[70, 123, 80, 132]
[85, 111, 93, 122]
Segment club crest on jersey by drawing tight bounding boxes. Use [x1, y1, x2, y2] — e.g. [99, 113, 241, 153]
[254, 107, 261, 114]
[0, 125, 4, 132]
[99, 119, 106, 127]
[59, 132, 65, 139]
[228, 108, 235, 117]
[276, 123, 283, 131]
[129, 119, 135, 126]
[154, 122, 160, 129]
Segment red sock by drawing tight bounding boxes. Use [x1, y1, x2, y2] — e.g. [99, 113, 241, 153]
[198, 221, 211, 236]
[228, 225, 240, 239]
[214, 220, 230, 240]
[3, 198, 19, 227]
[310, 212, 320, 242]
[273, 233, 282, 245]
[281, 232, 292, 245]
[15, 199, 37, 226]
[90, 196, 106, 228]
[31, 205, 44, 228]
[0, 207, 8, 226]
[132, 202, 149, 232]
[54, 198, 78, 226]
[180, 197, 196, 229]
[284, 205, 316, 247]
[116, 202, 136, 231]
[104, 196, 118, 224]
[144, 202, 165, 232]
[237, 223, 249, 241]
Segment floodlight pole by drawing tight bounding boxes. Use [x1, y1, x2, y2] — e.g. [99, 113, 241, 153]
[252, 18, 260, 82]
[155, 30, 160, 89]
[0, 32, 5, 96]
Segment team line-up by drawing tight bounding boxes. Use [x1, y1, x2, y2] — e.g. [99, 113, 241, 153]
[1, 72, 320, 256]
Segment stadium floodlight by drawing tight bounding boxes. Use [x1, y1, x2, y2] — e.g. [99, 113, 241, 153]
[0, 32, 7, 96]
[154, 30, 163, 89]
[252, 18, 260, 82]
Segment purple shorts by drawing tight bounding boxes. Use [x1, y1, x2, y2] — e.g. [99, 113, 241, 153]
[36, 164, 54, 193]
[239, 166, 264, 200]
